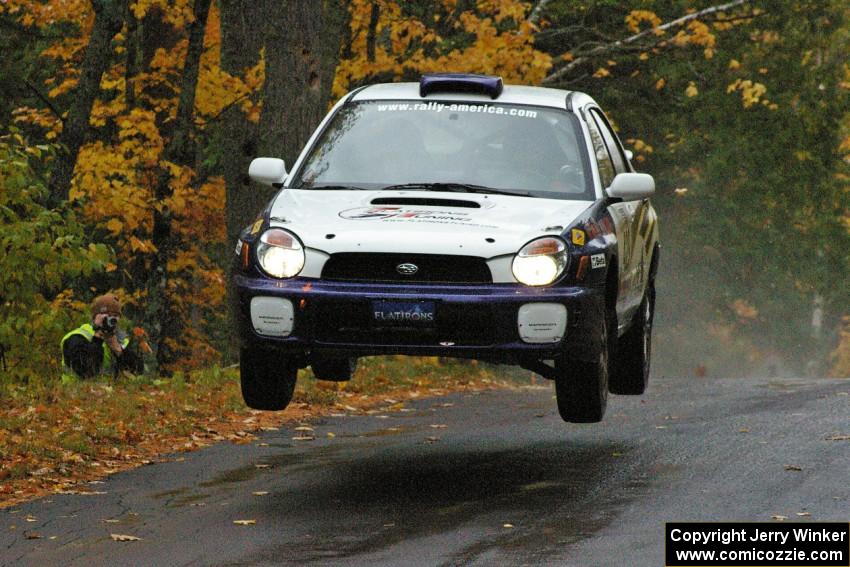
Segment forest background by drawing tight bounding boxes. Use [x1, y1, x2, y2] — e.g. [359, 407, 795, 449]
[1, 0, 848, 385]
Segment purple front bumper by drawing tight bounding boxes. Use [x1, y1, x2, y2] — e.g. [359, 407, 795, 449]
[231, 275, 605, 364]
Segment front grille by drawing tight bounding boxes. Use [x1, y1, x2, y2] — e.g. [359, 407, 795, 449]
[313, 301, 496, 346]
[321, 253, 492, 284]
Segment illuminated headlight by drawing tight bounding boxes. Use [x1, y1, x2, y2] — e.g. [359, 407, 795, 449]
[256, 229, 304, 278]
[512, 237, 568, 286]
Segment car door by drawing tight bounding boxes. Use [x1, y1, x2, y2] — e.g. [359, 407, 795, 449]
[584, 107, 646, 331]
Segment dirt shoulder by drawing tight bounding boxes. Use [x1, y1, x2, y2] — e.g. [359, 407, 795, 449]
[0, 357, 520, 508]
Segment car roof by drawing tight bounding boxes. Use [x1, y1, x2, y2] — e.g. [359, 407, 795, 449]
[350, 82, 595, 111]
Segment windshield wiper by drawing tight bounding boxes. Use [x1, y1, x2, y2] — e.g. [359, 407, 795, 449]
[298, 184, 370, 190]
[381, 182, 529, 197]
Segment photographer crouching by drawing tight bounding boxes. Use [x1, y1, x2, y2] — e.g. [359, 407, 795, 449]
[60, 294, 144, 383]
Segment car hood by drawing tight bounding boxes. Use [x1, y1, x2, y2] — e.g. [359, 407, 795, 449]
[268, 189, 594, 258]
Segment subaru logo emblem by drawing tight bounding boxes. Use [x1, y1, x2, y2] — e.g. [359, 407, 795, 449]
[396, 263, 419, 275]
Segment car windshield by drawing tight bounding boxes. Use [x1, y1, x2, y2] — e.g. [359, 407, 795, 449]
[292, 100, 594, 200]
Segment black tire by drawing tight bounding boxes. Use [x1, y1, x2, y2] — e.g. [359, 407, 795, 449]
[239, 347, 297, 410]
[609, 281, 655, 395]
[311, 356, 357, 382]
[554, 314, 609, 423]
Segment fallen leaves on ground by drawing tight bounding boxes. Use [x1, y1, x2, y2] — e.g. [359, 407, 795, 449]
[110, 534, 141, 541]
[1, 358, 509, 508]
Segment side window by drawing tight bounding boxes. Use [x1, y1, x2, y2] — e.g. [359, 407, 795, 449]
[590, 109, 628, 174]
[585, 111, 616, 188]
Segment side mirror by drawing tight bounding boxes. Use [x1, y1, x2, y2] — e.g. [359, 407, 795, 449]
[606, 172, 655, 201]
[249, 157, 287, 187]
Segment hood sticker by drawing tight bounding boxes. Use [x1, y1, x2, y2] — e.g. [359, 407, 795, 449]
[339, 206, 497, 228]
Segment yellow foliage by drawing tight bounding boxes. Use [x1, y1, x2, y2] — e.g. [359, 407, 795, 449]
[1, 0, 91, 29]
[12, 107, 62, 137]
[685, 82, 699, 98]
[131, 0, 194, 28]
[727, 79, 769, 108]
[626, 138, 653, 154]
[195, 5, 265, 123]
[334, 0, 552, 98]
[625, 10, 662, 34]
[672, 20, 716, 49]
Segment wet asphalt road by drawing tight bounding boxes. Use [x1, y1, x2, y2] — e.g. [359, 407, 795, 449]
[2, 374, 849, 566]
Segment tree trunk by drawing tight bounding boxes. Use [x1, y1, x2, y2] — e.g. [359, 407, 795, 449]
[146, 0, 212, 373]
[220, 0, 349, 247]
[220, 0, 272, 258]
[48, 0, 124, 205]
[366, 2, 380, 63]
[123, 4, 138, 109]
[258, 0, 348, 164]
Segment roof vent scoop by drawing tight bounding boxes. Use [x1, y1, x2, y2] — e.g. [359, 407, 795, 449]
[419, 73, 503, 99]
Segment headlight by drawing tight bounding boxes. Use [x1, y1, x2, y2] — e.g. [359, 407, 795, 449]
[256, 228, 305, 278]
[512, 237, 568, 286]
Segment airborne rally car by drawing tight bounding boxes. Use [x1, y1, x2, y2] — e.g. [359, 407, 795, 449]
[231, 74, 659, 423]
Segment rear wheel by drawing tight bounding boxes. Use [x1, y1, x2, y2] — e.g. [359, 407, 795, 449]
[311, 356, 357, 382]
[239, 347, 297, 410]
[554, 314, 609, 423]
[609, 281, 654, 395]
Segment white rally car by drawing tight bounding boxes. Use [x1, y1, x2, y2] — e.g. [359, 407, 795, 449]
[231, 74, 659, 423]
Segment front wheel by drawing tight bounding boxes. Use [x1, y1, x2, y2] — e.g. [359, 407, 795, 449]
[240, 347, 297, 410]
[609, 281, 654, 395]
[554, 315, 609, 423]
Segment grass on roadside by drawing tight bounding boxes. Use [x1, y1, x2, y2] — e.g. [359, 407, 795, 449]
[0, 356, 523, 508]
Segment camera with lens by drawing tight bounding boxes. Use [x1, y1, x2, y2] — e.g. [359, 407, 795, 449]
[102, 315, 119, 333]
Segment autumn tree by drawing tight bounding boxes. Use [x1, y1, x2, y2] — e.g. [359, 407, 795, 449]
[48, 0, 124, 205]
[145, 0, 212, 371]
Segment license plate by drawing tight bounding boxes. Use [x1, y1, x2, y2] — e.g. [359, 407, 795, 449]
[372, 301, 436, 326]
